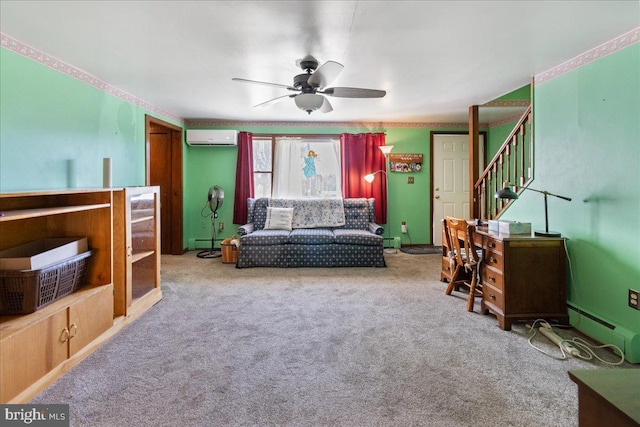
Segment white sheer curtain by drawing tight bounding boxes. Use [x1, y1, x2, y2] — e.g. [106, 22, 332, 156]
[272, 137, 341, 198]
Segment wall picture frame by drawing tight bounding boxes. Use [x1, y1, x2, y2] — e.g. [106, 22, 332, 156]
[389, 153, 423, 173]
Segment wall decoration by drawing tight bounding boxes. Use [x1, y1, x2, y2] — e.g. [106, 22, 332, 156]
[389, 153, 423, 173]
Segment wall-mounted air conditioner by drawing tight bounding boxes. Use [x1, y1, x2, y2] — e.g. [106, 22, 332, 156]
[186, 130, 238, 146]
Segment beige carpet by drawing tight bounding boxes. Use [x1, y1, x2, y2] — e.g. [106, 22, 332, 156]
[32, 251, 633, 426]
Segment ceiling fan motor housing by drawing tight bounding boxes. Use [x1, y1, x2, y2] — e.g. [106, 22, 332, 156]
[293, 73, 316, 92]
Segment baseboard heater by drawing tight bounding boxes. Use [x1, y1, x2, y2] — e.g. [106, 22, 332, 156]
[567, 303, 640, 363]
[189, 238, 223, 250]
[567, 303, 615, 329]
[383, 237, 398, 249]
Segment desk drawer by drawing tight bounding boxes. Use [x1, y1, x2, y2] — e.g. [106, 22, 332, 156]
[483, 283, 504, 311]
[481, 264, 504, 291]
[482, 236, 503, 253]
[483, 249, 504, 272]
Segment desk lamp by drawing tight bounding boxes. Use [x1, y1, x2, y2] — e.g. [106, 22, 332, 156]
[495, 184, 571, 237]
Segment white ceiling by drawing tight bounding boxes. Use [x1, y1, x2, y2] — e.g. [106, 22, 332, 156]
[1, 1, 638, 125]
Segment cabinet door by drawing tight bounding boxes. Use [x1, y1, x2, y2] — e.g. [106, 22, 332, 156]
[128, 190, 160, 304]
[68, 285, 113, 356]
[0, 309, 68, 402]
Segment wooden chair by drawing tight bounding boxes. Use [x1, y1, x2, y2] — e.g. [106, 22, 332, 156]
[443, 217, 482, 312]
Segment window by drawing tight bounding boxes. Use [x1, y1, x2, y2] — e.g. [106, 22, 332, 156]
[252, 135, 342, 198]
[252, 137, 273, 198]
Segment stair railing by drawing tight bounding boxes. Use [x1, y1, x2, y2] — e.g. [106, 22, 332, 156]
[474, 104, 533, 220]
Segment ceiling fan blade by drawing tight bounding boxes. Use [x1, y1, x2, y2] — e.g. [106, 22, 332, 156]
[319, 96, 333, 113]
[232, 78, 295, 91]
[254, 94, 295, 108]
[321, 87, 386, 98]
[307, 61, 344, 88]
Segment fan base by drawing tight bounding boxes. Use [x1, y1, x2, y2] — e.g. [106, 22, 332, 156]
[197, 250, 222, 259]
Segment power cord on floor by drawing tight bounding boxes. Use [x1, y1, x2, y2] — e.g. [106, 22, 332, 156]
[525, 319, 625, 365]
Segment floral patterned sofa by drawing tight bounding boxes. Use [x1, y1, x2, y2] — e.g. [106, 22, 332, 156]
[236, 198, 386, 268]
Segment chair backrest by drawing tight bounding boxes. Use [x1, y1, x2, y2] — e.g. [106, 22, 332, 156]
[444, 217, 479, 266]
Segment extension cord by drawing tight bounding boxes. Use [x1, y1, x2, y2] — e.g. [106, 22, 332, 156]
[539, 326, 580, 357]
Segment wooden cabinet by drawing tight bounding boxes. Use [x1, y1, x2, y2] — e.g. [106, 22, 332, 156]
[0, 189, 114, 403]
[0, 284, 113, 402]
[113, 187, 162, 318]
[569, 369, 640, 427]
[475, 228, 569, 330]
[0, 188, 162, 403]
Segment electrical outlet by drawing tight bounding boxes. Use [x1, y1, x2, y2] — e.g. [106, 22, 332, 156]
[218, 221, 224, 232]
[630, 289, 640, 310]
[407, 177, 414, 184]
[401, 221, 407, 233]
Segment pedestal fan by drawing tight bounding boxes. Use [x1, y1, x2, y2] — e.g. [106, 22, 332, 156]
[197, 185, 224, 259]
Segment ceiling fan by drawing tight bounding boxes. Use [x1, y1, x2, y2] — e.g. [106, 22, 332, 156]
[232, 55, 386, 114]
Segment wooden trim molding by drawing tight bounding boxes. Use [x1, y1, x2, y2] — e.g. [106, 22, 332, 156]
[535, 27, 639, 86]
[481, 100, 530, 107]
[145, 115, 185, 255]
[184, 119, 478, 129]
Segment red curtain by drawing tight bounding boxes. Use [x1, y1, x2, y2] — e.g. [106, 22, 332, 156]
[233, 131, 254, 224]
[340, 132, 387, 224]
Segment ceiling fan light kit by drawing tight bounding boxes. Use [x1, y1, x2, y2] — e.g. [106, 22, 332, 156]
[233, 55, 386, 115]
[295, 93, 328, 114]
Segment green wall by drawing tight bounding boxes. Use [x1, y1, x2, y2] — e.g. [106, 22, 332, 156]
[500, 44, 640, 362]
[495, 84, 531, 101]
[185, 125, 461, 249]
[0, 48, 181, 191]
[486, 120, 517, 163]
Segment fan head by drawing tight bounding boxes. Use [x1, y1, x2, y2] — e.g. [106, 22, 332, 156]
[207, 186, 224, 212]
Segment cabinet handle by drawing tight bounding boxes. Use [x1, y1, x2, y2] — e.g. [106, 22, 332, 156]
[489, 257, 497, 264]
[488, 275, 496, 282]
[490, 294, 496, 300]
[69, 323, 78, 339]
[60, 328, 70, 343]
[488, 242, 495, 248]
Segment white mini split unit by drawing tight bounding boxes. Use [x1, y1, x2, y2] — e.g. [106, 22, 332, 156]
[186, 130, 239, 146]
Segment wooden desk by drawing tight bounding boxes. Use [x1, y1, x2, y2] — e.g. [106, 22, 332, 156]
[475, 227, 569, 330]
[569, 369, 640, 427]
[441, 223, 569, 330]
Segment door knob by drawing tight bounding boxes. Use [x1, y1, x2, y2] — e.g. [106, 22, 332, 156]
[435, 195, 440, 199]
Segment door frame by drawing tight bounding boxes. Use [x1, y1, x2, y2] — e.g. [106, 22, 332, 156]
[145, 115, 185, 254]
[429, 131, 487, 246]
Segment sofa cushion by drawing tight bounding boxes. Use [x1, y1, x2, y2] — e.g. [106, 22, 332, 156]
[251, 198, 270, 230]
[342, 204, 370, 229]
[240, 229, 290, 246]
[289, 228, 335, 244]
[333, 229, 384, 246]
[264, 207, 294, 230]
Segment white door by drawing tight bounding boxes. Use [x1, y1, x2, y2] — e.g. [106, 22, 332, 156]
[432, 134, 484, 246]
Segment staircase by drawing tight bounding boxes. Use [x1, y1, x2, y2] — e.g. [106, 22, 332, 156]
[474, 104, 533, 220]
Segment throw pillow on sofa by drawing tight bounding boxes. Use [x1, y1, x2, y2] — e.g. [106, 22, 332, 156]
[264, 207, 294, 230]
